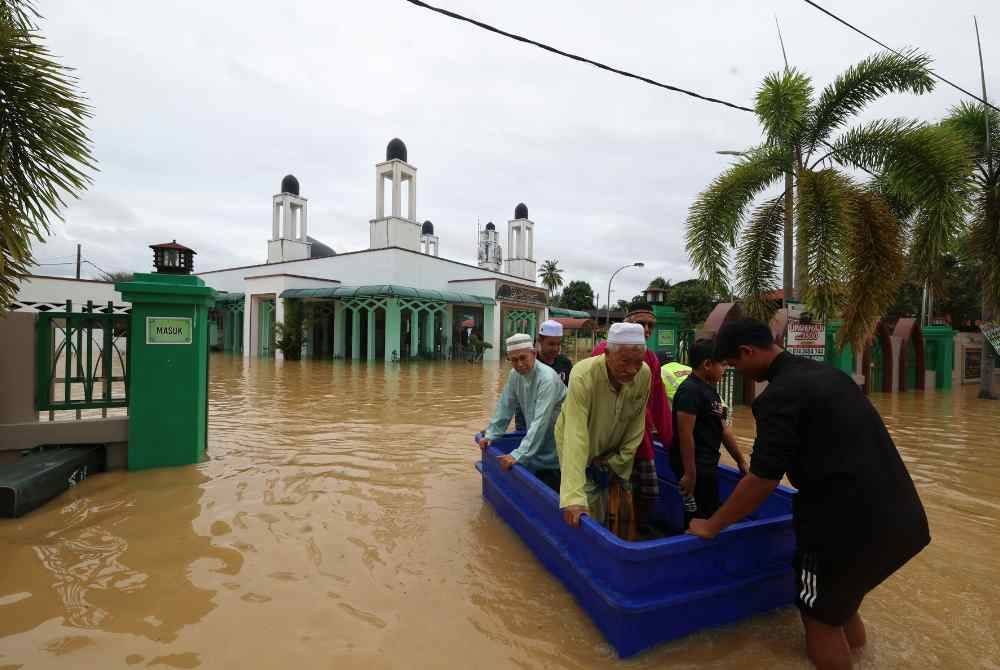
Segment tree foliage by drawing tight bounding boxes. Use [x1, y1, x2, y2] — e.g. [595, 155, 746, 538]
[560, 280, 595, 311]
[537, 259, 564, 298]
[0, 0, 95, 311]
[666, 279, 718, 331]
[685, 50, 971, 351]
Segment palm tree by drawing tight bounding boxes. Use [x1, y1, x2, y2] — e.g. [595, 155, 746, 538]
[0, 0, 95, 312]
[940, 102, 1000, 398]
[686, 51, 970, 351]
[538, 259, 564, 301]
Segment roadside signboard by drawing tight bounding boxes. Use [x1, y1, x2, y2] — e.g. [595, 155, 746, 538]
[786, 302, 825, 361]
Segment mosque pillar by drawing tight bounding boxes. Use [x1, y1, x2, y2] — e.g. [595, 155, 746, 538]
[384, 298, 402, 362]
[367, 308, 376, 361]
[244, 295, 256, 359]
[274, 298, 286, 361]
[424, 309, 436, 356]
[443, 305, 454, 358]
[408, 174, 417, 221]
[484, 305, 499, 362]
[391, 163, 402, 218]
[351, 308, 362, 360]
[334, 302, 346, 358]
[410, 308, 420, 358]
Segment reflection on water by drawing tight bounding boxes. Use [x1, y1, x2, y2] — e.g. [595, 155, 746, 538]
[1, 354, 997, 668]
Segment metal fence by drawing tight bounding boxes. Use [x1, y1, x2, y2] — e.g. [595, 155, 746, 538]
[35, 301, 130, 420]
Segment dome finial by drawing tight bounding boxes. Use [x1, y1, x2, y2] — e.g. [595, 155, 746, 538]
[514, 203, 528, 220]
[281, 174, 300, 196]
[421, 220, 434, 235]
[386, 138, 408, 162]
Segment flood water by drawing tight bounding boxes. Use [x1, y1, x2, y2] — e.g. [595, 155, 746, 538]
[2, 355, 999, 669]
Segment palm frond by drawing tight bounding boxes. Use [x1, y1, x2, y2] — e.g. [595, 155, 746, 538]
[754, 69, 813, 147]
[797, 169, 855, 320]
[967, 180, 1000, 311]
[685, 146, 786, 295]
[804, 49, 935, 159]
[0, 1, 96, 311]
[837, 191, 905, 351]
[734, 196, 783, 321]
[942, 101, 1000, 168]
[821, 118, 921, 171]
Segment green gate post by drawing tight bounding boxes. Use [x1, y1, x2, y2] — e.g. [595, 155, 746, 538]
[116, 271, 214, 470]
[923, 324, 955, 391]
[650, 305, 685, 358]
[825, 321, 854, 375]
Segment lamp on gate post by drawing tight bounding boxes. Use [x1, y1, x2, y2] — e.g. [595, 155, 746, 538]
[151, 240, 196, 274]
[606, 262, 644, 328]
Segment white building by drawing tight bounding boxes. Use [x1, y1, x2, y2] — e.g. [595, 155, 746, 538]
[198, 138, 549, 361]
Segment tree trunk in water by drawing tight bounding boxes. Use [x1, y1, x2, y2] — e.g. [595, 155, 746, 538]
[979, 296, 997, 399]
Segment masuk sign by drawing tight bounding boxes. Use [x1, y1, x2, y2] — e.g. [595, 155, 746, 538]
[146, 317, 193, 345]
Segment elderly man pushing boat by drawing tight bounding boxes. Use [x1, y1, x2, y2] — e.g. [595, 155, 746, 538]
[478, 333, 566, 491]
[556, 322, 650, 537]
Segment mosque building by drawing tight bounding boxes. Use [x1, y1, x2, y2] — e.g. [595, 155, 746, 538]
[199, 138, 565, 361]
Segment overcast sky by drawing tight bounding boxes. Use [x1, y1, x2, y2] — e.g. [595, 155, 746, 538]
[30, 0, 998, 304]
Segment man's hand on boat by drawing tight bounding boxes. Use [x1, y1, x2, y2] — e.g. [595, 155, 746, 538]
[562, 505, 588, 528]
[477, 436, 491, 449]
[497, 454, 516, 471]
[687, 518, 720, 540]
[679, 472, 696, 497]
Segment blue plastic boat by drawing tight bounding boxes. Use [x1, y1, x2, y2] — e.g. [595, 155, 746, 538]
[475, 432, 797, 658]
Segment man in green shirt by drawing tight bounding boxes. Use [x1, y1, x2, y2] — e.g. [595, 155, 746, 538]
[556, 322, 651, 530]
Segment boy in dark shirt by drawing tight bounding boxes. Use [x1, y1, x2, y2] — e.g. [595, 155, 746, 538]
[689, 319, 930, 670]
[669, 339, 747, 528]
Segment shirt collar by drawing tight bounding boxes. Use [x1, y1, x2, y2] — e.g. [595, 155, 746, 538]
[765, 351, 794, 382]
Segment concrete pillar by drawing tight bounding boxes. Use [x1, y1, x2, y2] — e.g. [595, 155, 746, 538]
[351, 308, 361, 360]
[391, 163, 402, 218]
[272, 202, 280, 240]
[444, 305, 454, 357]
[334, 302, 346, 358]
[410, 308, 420, 358]
[424, 310, 436, 356]
[367, 308, 376, 361]
[376, 171, 385, 219]
[244, 295, 256, 359]
[485, 305, 500, 361]
[300, 202, 308, 241]
[274, 297, 286, 361]
[384, 298, 402, 361]
[408, 174, 416, 221]
[283, 201, 292, 238]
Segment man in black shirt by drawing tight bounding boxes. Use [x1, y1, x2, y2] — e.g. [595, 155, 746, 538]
[669, 339, 747, 528]
[689, 319, 929, 670]
[536, 320, 573, 385]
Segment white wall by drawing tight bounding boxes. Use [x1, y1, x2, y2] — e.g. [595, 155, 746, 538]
[16, 275, 121, 309]
[197, 246, 535, 298]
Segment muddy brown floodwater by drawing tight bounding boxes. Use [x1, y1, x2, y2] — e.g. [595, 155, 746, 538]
[1, 355, 999, 669]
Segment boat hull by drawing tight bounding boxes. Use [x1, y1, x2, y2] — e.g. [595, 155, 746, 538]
[476, 433, 797, 657]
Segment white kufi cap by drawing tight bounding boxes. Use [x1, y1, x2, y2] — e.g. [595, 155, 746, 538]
[538, 320, 564, 337]
[506, 333, 534, 352]
[607, 322, 646, 346]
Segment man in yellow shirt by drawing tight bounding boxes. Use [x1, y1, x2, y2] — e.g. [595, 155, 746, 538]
[556, 322, 651, 530]
[658, 351, 692, 401]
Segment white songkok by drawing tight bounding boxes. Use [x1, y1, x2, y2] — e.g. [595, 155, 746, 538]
[538, 320, 564, 337]
[506, 333, 534, 352]
[607, 322, 646, 346]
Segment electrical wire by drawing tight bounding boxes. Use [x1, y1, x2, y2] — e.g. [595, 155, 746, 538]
[83, 259, 110, 277]
[402, 0, 755, 113]
[801, 0, 1000, 114]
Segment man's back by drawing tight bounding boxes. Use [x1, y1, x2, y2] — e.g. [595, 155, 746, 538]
[751, 353, 929, 556]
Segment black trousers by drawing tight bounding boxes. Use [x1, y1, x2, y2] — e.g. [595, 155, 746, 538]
[668, 448, 720, 529]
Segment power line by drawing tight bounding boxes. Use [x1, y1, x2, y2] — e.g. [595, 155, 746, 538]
[402, 0, 755, 113]
[34, 261, 75, 266]
[83, 259, 110, 277]
[801, 0, 1000, 114]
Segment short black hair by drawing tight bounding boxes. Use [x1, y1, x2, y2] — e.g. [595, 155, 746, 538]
[689, 339, 717, 369]
[714, 318, 775, 359]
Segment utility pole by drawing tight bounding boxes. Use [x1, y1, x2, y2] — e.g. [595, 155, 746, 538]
[75, 244, 81, 279]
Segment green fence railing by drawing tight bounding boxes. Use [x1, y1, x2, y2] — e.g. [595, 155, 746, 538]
[35, 301, 130, 418]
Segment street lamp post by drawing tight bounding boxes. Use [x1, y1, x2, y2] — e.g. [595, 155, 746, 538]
[606, 262, 644, 329]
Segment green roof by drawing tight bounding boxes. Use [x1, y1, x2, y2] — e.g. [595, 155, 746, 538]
[213, 291, 245, 304]
[549, 306, 591, 318]
[279, 284, 495, 305]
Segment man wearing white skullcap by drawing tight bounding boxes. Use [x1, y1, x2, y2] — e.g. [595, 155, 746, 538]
[536, 319, 573, 386]
[555, 322, 650, 536]
[477, 333, 567, 491]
